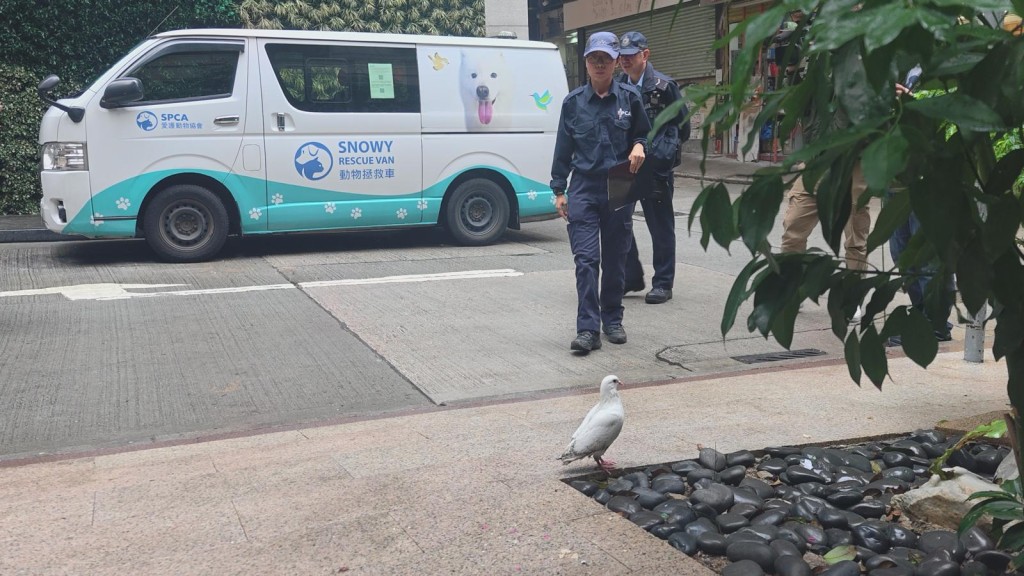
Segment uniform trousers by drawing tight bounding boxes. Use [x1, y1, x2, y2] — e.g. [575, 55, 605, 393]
[567, 173, 634, 333]
[625, 177, 676, 289]
[780, 161, 870, 271]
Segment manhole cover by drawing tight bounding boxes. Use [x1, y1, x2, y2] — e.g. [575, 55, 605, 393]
[731, 348, 826, 364]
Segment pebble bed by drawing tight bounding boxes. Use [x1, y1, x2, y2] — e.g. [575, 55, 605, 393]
[566, 430, 1020, 576]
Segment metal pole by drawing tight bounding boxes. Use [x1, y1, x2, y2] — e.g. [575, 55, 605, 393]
[964, 301, 987, 363]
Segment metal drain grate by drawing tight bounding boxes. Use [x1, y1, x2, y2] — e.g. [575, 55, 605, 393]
[731, 348, 826, 364]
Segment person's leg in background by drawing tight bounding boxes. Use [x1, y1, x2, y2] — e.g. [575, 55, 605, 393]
[780, 168, 819, 254]
[843, 161, 870, 273]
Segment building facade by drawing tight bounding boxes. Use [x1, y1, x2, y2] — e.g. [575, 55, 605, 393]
[532, 0, 721, 151]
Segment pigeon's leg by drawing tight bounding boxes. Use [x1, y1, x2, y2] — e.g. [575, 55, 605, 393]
[594, 455, 617, 471]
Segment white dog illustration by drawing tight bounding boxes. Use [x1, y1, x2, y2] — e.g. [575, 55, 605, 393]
[460, 51, 511, 131]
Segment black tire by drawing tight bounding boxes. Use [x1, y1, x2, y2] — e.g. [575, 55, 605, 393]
[444, 177, 510, 246]
[142, 184, 229, 262]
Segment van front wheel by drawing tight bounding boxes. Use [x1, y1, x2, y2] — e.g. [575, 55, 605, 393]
[143, 185, 229, 262]
[445, 178, 509, 246]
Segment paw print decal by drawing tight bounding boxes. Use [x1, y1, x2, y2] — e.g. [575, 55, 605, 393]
[116, 197, 131, 210]
[249, 207, 263, 220]
[272, 193, 284, 205]
[396, 208, 408, 220]
[351, 208, 362, 220]
[325, 202, 336, 214]
[526, 190, 537, 201]
[417, 199, 428, 211]
[91, 213, 104, 227]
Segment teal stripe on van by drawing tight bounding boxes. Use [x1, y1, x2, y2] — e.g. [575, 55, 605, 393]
[64, 167, 556, 237]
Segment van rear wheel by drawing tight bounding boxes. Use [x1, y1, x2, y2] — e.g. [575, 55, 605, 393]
[445, 178, 509, 246]
[143, 184, 229, 262]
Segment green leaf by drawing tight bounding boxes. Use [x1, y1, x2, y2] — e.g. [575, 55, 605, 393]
[745, 6, 788, 48]
[689, 183, 717, 234]
[738, 176, 784, 254]
[967, 491, 1017, 503]
[771, 299, 800, 350]
[929, 0, 1013, 8]
[929, 49, 987, 77]
[722, 257, 769, 337]
[905, 93, 1007, 132]
[999, 522, 1024, 555]
[803, 254, 840, 302]
[900, 307, 939, 367]
[956, 238, 993, 317]
[859, 324, 888, 389]
[863, 7, 918, 53]
[833, 40, 889, 124]
[845, 330, 862, 385]
[823, 545, 858, 564]
[978, 500, 1024, 521]
[815, 155, 856, 255]
[861, 129, 910, 193]
[867, 189, 912, 254]
[863, 278, 902, 327]
[959, 501, 997, 533]
[881, 306, 910, 340]
[703, 183, 736, 250]
[980, 195, 1022, 263]
[986, 149, 1024, 196]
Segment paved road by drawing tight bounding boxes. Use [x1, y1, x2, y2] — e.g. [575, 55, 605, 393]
[0, 180, 888, 461]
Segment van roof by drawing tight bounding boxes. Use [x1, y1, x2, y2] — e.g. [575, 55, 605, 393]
[154, 28, 557, 50]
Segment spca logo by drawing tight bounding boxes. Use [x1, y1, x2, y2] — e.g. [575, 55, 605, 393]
[616, 108, 632, 120]
[136, 111, 158, 131]
[294, 142, 332, 181]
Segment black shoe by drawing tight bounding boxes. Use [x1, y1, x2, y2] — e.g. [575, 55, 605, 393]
[935, 331, 952, 342]
[604, 325, 627, 344]
[570, 331, 602, 353]
[625, 278, 646, 294]
[645, 287, 673, 304]
[885, 336, 902, 347]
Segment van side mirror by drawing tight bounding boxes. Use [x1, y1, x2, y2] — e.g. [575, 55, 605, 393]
[37, 74, 85, 122]
[100, 78, 145, 109]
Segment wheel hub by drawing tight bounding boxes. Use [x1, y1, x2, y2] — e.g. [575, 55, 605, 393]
[164, 204, 208, 245]
[464, 197, 492, 228]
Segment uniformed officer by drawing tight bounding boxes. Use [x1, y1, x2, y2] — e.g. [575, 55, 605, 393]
[617, 31, 689, 305]
[550, 31, 651, 354]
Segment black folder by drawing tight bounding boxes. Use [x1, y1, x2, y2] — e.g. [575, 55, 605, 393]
[607, 158, 656, 211]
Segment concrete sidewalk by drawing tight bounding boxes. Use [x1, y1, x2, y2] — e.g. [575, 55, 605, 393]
[0, 154, 762, 243]
[0, 350, 1009, 575]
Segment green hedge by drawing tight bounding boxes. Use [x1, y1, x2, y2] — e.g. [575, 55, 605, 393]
[1, 0, 483, 215]
[0, 0, 241, 215]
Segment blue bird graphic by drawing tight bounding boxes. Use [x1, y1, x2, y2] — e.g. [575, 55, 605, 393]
[531, 90, 552, 111]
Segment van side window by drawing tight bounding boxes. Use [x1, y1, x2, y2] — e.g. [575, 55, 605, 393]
[128, 50, 239, 103]
[266, 44, 420, 113]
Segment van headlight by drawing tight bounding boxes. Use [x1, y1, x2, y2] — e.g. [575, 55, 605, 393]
[41, 142, 88, 171]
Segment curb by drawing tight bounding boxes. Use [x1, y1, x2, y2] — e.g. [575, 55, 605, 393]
[0, 229, 75, 243]
[0, 216, 80, 243]
[676, 172, 754, 185]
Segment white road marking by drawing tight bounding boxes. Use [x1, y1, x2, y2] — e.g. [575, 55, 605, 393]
[0, 283, 186, 301]
[0, 269, 524, 302]
[300, 269, 522, 288]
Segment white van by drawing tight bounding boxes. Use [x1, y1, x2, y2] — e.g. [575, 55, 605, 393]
[37, 29, 568, 262]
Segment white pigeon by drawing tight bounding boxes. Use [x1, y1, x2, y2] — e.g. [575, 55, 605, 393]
[558, 375, 624, 471]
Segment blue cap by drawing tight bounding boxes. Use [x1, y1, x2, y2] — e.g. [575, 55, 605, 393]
[618, 32, 648, 55]
[584, 31, 619, 59]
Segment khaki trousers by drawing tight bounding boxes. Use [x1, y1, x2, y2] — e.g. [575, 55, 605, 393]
[780, 161, 870, 271]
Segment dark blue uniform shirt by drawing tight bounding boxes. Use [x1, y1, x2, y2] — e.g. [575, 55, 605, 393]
[549, 82, 650, 193]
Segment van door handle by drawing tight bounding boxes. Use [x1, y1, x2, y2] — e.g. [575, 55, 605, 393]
[214, 115, 240, 126]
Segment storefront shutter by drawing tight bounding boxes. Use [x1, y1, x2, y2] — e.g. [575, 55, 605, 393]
[602, 3, 716, 83]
